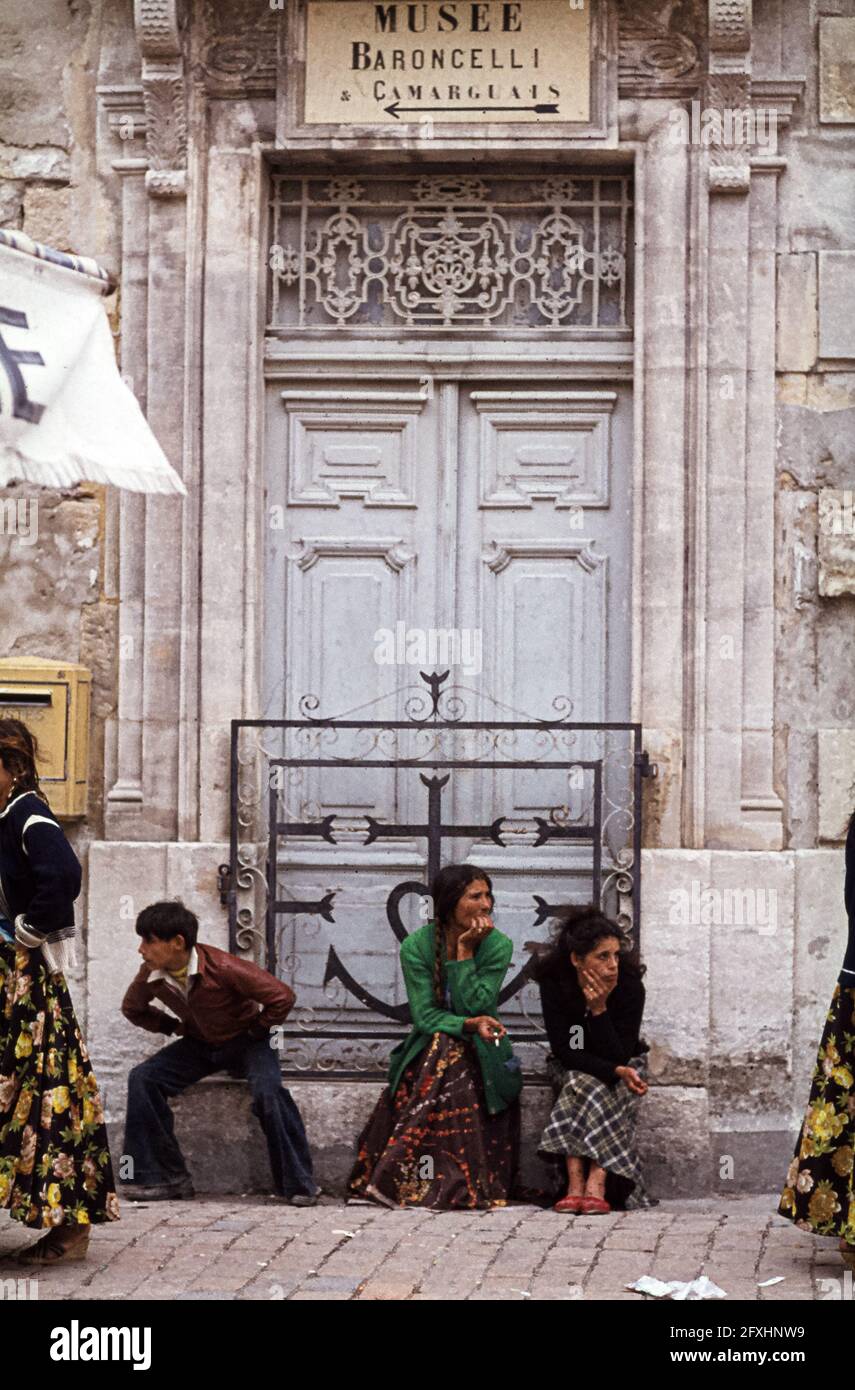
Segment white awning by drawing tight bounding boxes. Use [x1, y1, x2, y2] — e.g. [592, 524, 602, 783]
[0, 230, 186, 495]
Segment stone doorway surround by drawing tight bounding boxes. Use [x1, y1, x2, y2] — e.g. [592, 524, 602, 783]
[86, 1, 834, 1195]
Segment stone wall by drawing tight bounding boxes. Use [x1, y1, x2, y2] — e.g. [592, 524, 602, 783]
[0, 0, 124, 1022]
[1, 0, 854, 1195]
[774, 8, 855, 851]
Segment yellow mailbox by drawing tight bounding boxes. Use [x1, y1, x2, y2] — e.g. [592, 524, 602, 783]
[0, 658, 90, 818]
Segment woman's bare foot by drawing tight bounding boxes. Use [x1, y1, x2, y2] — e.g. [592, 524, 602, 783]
[584, 1162, 607, 1200]
[565, 1155, 587, 1197]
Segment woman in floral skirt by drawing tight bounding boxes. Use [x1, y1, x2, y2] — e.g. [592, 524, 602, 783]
[779, 809, 855, 1269]
[0, 718, 119, 1263]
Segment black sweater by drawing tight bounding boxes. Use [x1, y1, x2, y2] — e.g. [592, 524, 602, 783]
[0, 790, 81, 937]
[843, 814, 855, 981]
[539, 965, 647, 1086]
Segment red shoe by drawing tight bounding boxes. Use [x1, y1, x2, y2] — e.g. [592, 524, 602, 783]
[553, 1194, 586, 1213]
[580, 1196, 611, 1214]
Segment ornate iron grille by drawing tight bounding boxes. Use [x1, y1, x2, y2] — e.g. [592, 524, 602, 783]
[227, 674, 650, 1079]
[268, 171, 633, 333]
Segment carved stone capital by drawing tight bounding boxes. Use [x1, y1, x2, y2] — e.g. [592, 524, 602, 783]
[140, 66, 187, 170]
[708, 165, 751, 193]
[704, 16, 754, 193]
[617, 0, 703, 97]
[134, 0, 187, 197]
[709, 0, 752, 54]
[705, 70, 751, 109]
[750, 78, 805, 132]
[98, 85, 148, 170]
[145, 168, 187, 198]
[196, 0, 279, 97]
[135, 0, 182, 55]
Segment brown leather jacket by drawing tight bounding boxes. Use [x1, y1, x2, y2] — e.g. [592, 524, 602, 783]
[122, 941, 296, 1045]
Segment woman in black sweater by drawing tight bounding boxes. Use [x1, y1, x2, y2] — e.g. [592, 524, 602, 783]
[779, 811, 855, 1269]
[533, 905, 654, 1213]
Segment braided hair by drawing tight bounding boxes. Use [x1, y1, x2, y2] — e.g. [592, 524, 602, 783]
[0, 718, 49, 806]
[429, 863, 494, 1005]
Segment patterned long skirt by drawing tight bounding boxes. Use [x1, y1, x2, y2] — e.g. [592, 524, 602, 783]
[779, 983, 855, 1247]
[538, 1053, 656, 1209]
[348, 1031, 520, 1209]
[0, 940, 120, 1228]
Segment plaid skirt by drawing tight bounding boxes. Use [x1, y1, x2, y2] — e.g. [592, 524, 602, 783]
[0, 940, 120, 1228]
[778, 983, 855, 1247]
[538, 1052, 656, 1209]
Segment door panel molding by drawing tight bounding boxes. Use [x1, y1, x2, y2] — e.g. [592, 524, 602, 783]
[472, 391, 616, 510]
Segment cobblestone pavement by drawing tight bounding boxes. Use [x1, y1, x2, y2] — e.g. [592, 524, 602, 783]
[0, 1193, 847, 1301]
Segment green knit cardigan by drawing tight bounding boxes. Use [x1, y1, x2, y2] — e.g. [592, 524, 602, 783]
[387, 920, 522, 1115]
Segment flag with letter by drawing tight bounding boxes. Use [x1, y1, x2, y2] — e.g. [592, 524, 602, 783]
[0, 229, 185, 495]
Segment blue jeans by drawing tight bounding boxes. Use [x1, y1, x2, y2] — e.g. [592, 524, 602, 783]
[123, 1032, 316, 1197]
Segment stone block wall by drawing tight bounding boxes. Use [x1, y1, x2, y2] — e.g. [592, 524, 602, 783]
[1, 1, 854, 1197]
[0, 0, 122, 1025]
[775, 11, 855, 851]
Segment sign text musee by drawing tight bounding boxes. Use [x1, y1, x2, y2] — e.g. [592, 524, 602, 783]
[303, 0, 590, 124]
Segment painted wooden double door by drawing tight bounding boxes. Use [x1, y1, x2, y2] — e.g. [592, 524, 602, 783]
[263, 370, 632, 1046]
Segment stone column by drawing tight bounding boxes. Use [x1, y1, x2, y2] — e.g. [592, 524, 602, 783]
[704, 176, 751, 848]
[198, 106, 266, 844]
[103, 0, 191, 840]
[638, 119, 690, 848]
[105, 167, 149, 835]
[742, 157, 785, 845]
[140, 190, 186, 838]
[702, 0, 783, 849]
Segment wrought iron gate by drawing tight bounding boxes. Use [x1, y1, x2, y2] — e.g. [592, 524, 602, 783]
[226, 673, 650, 1078]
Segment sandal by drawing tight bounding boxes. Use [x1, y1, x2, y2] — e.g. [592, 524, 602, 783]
[17, 1226, 90, 1266]
[579, 1196, 611, 1215]
[554, 1194, 586, 1213]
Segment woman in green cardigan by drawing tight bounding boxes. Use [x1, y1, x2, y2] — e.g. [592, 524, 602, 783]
[348, 863, 522, 1209]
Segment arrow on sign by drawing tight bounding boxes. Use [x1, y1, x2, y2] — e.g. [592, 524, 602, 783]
[384, 101, 559, 119]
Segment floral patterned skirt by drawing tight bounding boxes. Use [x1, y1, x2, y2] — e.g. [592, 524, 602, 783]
[348, 1031, 521, 1210]
[0, 940, 120, 1228]
[779, 983, 855, 1246]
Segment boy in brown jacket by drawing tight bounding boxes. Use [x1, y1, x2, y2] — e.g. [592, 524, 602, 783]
[121, 900, 316, 1204]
